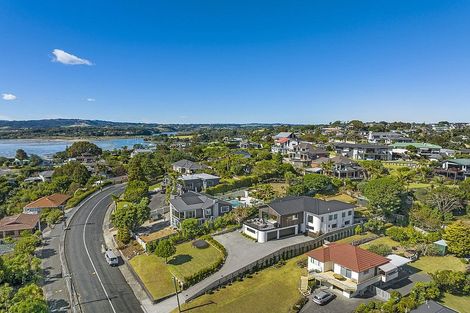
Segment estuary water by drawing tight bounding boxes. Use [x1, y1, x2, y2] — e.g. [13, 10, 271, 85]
[0, 137, 147, 158]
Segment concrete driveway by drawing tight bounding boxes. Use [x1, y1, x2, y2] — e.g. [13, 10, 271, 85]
[300, 288, 375, 313]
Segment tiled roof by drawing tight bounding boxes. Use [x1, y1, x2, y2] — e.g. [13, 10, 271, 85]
[0, 213, 40, 232]
[276, 137, 290, 144]
[306, 243, 390, 272]
[24, 193, 70, 209]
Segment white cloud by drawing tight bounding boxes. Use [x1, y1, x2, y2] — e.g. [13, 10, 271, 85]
[52, 49, 92, 65]
[2, 93, 16, 101]
[86, 98, 96, 102]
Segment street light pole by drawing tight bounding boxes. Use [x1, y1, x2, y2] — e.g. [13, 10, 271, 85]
[173, 276, 181, 313]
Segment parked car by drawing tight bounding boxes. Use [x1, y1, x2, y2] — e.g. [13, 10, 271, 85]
[312, 290, 335, 305]
[105, 250, 119, 266]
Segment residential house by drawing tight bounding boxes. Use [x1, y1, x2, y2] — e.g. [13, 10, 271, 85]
[23, 193, 70, 214]
[38, 170, 54, 182]
[434, 158, 470, 180]
[239, 141, 262, 149]
[311, 156, 364, 180]
[334, 143, 392, 161]
[410, 300, 457, 313]
[288, 142, 329, 167]
[179, 173, 221, 192]
[130, 148, 154, 158]
[172, 159, 207, 174]
[271, 137, 299, 155]
[233, 150, 252, 159]
[307, 243, 410, 298]
[273, 132, 295, 140]
[242, 196, 355, 243]
[169, 191, 233, 228]
[0, 213, 40, 239]
[367, 131, 412, 144]
[391, 142, 442, 159]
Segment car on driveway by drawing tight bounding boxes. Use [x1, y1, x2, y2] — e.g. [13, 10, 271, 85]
[312, 290, 335, 305]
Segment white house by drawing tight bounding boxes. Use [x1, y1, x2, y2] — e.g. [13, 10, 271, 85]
[307, 243, 410, 298]
[242, 196, 355, 243]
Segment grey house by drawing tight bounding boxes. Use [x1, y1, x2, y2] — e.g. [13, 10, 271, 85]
[334, 143, 392, 161]
[179, 173, 221, 192]
[172, 159, 207, 174]
[170, 191, 233, 228]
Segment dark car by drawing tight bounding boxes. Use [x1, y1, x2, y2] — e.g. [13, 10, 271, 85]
[312, 290, 335, 305]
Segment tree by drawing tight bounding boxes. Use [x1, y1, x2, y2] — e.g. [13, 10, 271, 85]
[231, 206, 252, 224]
[443, 221, 470, 257]
[303, 174, 333, 194]
[15, 149, 28, 160]
[425, 186, 465, 217]
[123, 180, 149, 203]
[29, 154, 42, 166]
[180, 218, 200, 239]
[66, 141, 102, 157]
[409, 204, 442, 231]
[359, 160, 386, 180]
[8, 283, 48, 313]
[154, 239, 176, 263]
[361, 177, 405, 216]
[112, 198, 150, 232]
[251, 184, 276, 202]
[117, 227, 131, 244]
[53, 161, 90, 186]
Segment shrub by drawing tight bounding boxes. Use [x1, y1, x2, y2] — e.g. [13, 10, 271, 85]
[117, 227, 131, 244]
[366, 243, 392, 256]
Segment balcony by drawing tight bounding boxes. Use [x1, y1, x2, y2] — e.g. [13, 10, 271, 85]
[309, 271, 357, 292]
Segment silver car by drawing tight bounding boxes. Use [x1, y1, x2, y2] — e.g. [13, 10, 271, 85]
[312, 290, 335, 305]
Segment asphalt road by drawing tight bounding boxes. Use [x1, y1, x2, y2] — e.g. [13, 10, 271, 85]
[64, 185, 144, 313]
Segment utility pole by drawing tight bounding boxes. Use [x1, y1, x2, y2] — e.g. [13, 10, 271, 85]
[173, 276, 181, 313]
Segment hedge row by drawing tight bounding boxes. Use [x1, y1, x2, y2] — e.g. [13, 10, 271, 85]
[66, 181, 112, 208]
[200, 235, 227, 257]
[205, 172, 278, 195]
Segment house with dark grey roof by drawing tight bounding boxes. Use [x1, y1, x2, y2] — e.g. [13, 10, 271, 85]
[172, 159, 207, 174]
[410, 301, 457, 313]
[178, 173, 221, 192]
[243, 196, 355, 243]
[311, 156, 365, 180]
[434, 158, 470, 180]
[169, 191, 232, 228]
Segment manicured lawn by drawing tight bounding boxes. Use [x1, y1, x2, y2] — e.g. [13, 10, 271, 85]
[168, 242, 224, 280]
[129, 254, 175, 300]
[174, 256, 307, 313]
[337, 232, 375, 244]
[411, 256, 466, 274]
[441, 293, 470, 313]
[360, 236, 401, 248]
[148, 182, 161, 191]
[324, 193, 356, 203]
[129, 241, 224, 301]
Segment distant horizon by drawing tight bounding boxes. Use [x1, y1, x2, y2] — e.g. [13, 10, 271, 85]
[0, 117, 468, 125]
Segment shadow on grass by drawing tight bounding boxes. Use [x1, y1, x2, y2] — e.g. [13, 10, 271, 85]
[181, 300, 216, 312]
[169, 254, 193, 265]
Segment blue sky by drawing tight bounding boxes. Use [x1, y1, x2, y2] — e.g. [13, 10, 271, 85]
[1, 1, 470, 124]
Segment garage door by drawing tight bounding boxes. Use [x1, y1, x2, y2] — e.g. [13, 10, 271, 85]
[279, 226, 296, 238]
[267, 231, 278, 241]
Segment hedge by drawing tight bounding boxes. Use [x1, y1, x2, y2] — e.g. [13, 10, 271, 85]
[66, 181, 112, 208]
[205, 172, 279, 195]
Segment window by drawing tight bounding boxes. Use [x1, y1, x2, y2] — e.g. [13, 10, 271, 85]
[205, 209, 212, 216]
[344, 220, 350, 225]
[334, 214, 338, 219]
[186, 211, 196, 218]
[363, 269, 369, 275]
[308, 215, 313, 223]
[321, 216, 324, 222]
[292, 214, 298, 220]
[340, 266, 352, 279]
[221, 206, 230, 213]
[348, 210, 352, 216]
[331, 224, 337, 228]
[328, 215, 333, 221]
[342, 212, 346, 218]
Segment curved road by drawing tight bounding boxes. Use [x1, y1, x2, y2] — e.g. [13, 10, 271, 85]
[64, 185, 144, 313]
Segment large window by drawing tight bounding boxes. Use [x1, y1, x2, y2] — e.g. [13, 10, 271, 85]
[340, 266, 352, 279]
[205, 208, 212, 216]
[348, 210, 352, 216]
[186, 211, 196, 218]
[221, 206, 230, 213]
[307, 215, 313, 223]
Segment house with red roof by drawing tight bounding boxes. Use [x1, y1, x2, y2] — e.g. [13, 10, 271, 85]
[0, 213, 40, 239]
[306, 243, 409, 298]
[23, 193, 70, 214]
